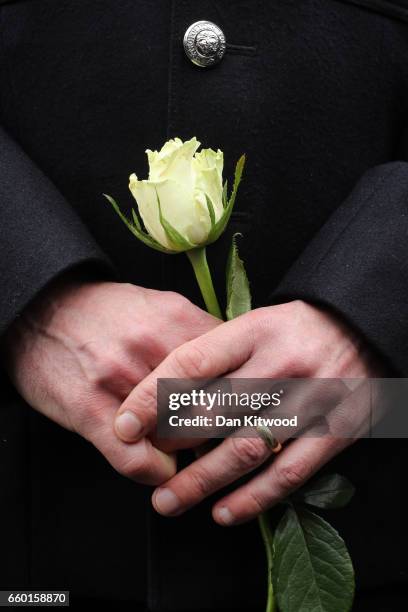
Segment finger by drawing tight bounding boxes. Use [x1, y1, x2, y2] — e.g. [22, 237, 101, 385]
[150, 376, 351, 513]
[149, 432, 205, 453]
[212, 435, 349, 525]
[194, 439, 221, 458]
[114, 315, 256, 442]
[208, 383, 370, 524]
[151, 434, 274, 517]
[81, 400, 177, 485]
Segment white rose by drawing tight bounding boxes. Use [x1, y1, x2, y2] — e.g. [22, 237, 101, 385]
[128, 137, 225, 252]
[105, 137, 244, 255]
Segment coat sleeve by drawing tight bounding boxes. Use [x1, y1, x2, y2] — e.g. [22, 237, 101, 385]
[0, 125, 115, 336]
[271, 161, 408, 375]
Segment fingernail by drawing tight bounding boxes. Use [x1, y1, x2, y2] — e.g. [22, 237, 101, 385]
[215, 506, 234, 526]
[115, 411, 142, 441]
[153, 488, 181, 515]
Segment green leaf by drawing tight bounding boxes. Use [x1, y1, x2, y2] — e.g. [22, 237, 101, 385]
[293, 474, 355, 510]
[103, 193, 172, 254]
[103, 193, 134, 233]
[228, 154, 246, 211]
[226, 234, 251, 321]
[273, 507, 355, 612]
[205, 194, 216, 230]
[131, 208, 142, 230]
[222, 179, 228, 209]
[207, 155, 246, 244]
[155, 189, 194, 251]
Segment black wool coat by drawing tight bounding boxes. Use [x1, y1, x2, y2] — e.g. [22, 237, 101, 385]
[1, 1, 408, 610]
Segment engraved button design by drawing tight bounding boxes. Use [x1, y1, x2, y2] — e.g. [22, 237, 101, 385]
[183, 21, 226, 68]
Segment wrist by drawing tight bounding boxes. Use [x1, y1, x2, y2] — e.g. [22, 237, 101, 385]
[0, 267, 110, 369]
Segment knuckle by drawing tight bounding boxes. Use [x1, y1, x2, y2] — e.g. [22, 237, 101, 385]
[300, 348, 319, 375]
[128, 379, 157, 416]
[118, 461, 140, 481]
[279, 342, 313, 376]
[230, 436, 268, 471]
[93, 355, 140, 396]
[244, 308, 275, 347]
[288, 351, 314, 376]
[281, 349, 299, 374]
[274, 458, 311, 493]
[247, 489, 268, 514]
[292, 299, 309, 316]
[278, 299, 309, 323]
[131, 327, 152, 350]
[117, 453, 150, 482]
[95, 355, 126, 386]
[188, 465, 212, 498]
[171, 342, 210, 378]
[167, 291, 191, 316]
[331, 409, 356, 438]
[123, 281, 137, 292]
[126, 326, 164, 365]
[245, 307, 270, 331]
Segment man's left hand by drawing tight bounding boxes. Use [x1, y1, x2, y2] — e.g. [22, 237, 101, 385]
[115, 300, 386, 524]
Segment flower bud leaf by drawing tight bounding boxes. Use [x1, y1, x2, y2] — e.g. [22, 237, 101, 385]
[155, 189, 195, 251]
[131, 208, 142, 231]
[222, 180, 228, 209]
[103, 193, 172, 253]
[228, 154, 246, 211]
[207, 155, 246, 244]
[226, 234, 251, 321]
[205, 194, 216, 230]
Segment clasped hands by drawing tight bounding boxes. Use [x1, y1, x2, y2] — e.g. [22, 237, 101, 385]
[2, 278, 384, 526]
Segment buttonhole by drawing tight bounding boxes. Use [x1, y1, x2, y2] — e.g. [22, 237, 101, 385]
[226, 43, 257, 57]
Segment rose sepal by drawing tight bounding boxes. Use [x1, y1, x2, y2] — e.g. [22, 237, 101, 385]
[103, 193, 176, 254]
[205, 154, 246, 245]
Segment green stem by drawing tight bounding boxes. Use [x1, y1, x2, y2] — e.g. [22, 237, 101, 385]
[188, 246, 275, 612]
[258, 513, 276, 612]
[187, 247, 223, 319]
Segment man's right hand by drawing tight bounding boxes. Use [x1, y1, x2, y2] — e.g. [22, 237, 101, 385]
[1, 274, 219, 484]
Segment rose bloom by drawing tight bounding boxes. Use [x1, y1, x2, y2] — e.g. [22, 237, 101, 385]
[129, 137, 224, 252]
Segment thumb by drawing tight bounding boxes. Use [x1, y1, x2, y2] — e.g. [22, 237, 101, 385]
[114, 318, 253, 442]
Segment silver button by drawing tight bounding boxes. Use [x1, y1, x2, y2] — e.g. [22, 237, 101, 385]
[183, 20, 226, 68]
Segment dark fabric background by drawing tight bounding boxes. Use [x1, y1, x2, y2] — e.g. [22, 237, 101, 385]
[342, 0, 408, 22]
[0, 1, 408, 610]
